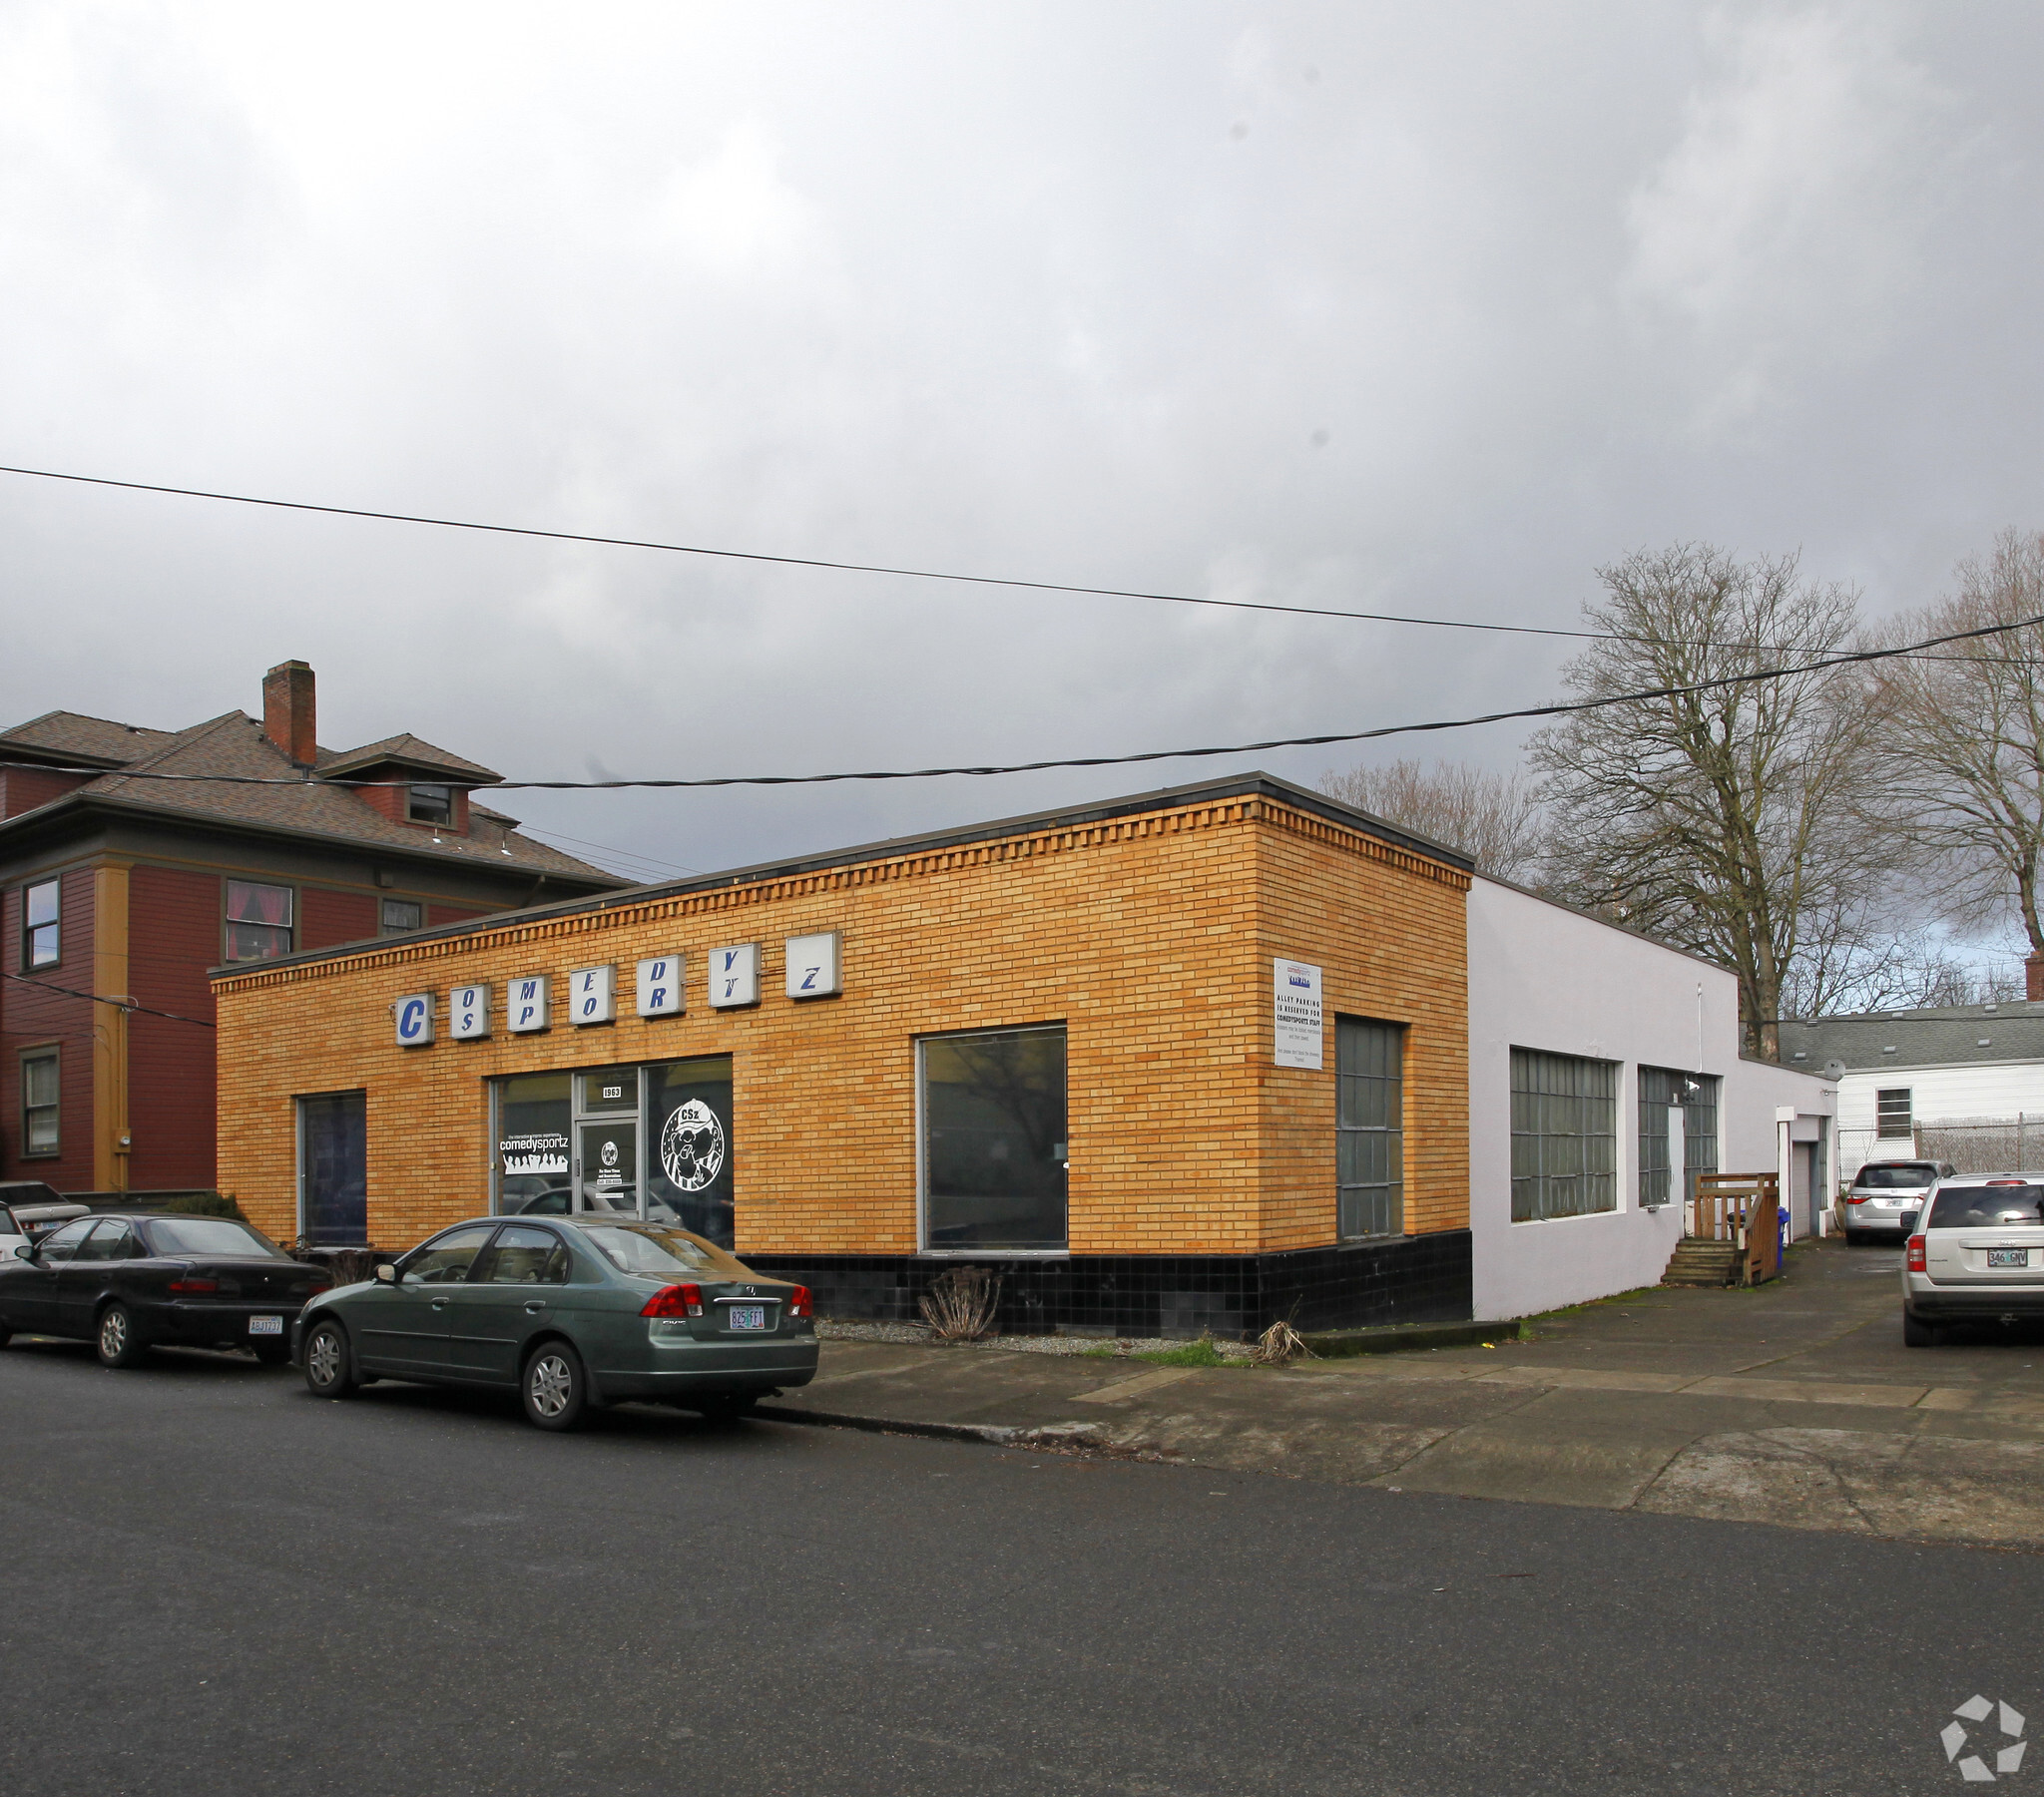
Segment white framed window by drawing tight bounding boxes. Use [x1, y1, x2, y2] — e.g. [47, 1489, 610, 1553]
[21, 877, 59, 969]
[1876, 1089, 1913, 1137]
[21, 1048, 59, 1156]
[1511, 1048, 1618, 1221]
[225, 880, 294, 962]
[918, 1025, 1068, 1253]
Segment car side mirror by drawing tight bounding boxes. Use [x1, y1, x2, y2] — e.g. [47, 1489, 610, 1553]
[13, 1242, 35, 1261]
[375, 1263, 398, 1284]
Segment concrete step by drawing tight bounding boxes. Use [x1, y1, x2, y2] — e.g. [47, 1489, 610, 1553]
[1663, 1238, 1742, 1288]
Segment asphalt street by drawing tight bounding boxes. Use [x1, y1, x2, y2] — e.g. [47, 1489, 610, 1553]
[1, 1338, 2038, 1797]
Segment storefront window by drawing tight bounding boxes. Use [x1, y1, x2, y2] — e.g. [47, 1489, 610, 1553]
[297, 1090, 367, 1245]
[491, 1058, 735, 1248]
[920, 1026, 1068, 1251]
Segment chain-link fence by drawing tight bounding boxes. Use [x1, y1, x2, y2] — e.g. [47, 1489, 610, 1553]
[1843, 1119, 2044, 1178]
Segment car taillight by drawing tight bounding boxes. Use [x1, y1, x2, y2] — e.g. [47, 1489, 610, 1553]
[789, 1285, 812, 1318]
[1907, 1235, 1927, 1272]
[641, 1283, 704, 1318]
[169, 1277, 218, 1293]
[1845, 1193, 1868, 1204]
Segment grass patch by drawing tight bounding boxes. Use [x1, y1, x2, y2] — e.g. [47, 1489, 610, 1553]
[1080, 1337, 1246, 1368]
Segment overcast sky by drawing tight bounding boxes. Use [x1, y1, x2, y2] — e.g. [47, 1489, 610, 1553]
[3, 2, 2040, 884]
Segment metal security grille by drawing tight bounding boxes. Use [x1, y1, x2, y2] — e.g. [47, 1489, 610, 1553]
[1336, 1017, 1404, 1239]
[1511, 1048, 1618, 1221]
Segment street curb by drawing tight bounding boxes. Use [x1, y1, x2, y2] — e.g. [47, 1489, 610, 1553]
[755, 1402, 1105, 1447]
[1302, 1318, 1525, 1357]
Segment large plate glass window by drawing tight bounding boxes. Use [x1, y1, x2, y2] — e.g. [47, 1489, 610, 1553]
[1336, 1017, 1404, 1238]
[22, 878, 59, 969]
[1511, 1048, 1618, 1221]
[297, 1090, 367, 1245]
[225, 880, 293, 962]
[920, 1026, 1068, 1251]
[21, 1048, 59, 1156]
[495, 1072, 571, 1215]
[646, 1058, 735, 1246]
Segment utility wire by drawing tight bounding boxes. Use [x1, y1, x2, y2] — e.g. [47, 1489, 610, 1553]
[0, 459, 1942, 657]
[2, 969, 216, 1028]
[4, 608, 2037, 794]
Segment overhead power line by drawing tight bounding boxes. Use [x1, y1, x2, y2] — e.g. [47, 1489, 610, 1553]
[0, 459, 1961, 657]
[4, 608, 2035, 794]
[3, 969, 216, 1028]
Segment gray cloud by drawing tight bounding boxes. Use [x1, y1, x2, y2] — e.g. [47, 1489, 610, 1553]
[2, 1, 2039, 878]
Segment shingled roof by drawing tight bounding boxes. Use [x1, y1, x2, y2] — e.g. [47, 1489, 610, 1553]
[0, 703, 618, 885]
[1779, 1003, 2044, 1073]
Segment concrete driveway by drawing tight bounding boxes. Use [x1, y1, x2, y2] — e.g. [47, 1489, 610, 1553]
[769, 1236, 2044, 1548]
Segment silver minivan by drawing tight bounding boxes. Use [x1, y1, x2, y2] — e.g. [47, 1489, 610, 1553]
[1841, 1159, 1952, 1243]
[1900, 1173, 2044, 1346]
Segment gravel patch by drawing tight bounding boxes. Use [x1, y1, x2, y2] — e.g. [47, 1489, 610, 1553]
[815, 1318, 1255, 1361]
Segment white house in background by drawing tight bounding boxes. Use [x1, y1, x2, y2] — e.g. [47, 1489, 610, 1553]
[1468, 877, 1837, 1322]
[1777, 1005, 2044, 1179]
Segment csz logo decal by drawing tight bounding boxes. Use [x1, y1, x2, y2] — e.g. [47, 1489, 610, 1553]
[661, 1100, 727, 1193]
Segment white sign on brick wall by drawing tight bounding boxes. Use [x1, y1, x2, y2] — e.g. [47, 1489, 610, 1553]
[506, 974, 550, 1034]
[636, 954, 684, 1018]
[785, 931, 841, 999]
[708, 943, 760, 1009]
[394, 991, 434, 1048]
[1274, 959, 1323, 1069]
[449, 983, 489, 1040]
[569, 964, 616, 1026]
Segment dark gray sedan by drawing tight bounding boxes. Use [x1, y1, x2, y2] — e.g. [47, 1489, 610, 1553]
[293, 1215, 818, 1430]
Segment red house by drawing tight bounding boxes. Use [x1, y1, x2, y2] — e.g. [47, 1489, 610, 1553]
[0, 661, 622, 1197]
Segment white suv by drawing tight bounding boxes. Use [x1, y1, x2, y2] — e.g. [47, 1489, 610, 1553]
[1842, 1159, 1952, 1244]
[1901, 1173, 2044, 1346]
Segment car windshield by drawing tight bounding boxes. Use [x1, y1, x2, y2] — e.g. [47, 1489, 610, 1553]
[1928, 1185, 2044, 1228]
[580, 1225, 752, 1279]
[146, 1217, 290, 1259]
[1856, 1165, 1937, 1189]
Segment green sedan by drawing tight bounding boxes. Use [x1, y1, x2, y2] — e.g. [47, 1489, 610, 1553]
[292, 1215, 817, 1430]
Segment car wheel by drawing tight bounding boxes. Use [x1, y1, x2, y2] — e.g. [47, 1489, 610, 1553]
[96, 1302, 151, 1369]
[522, 1341, 589, 1432]
[1902, 1311, 1940, 1348]
[302, 1319, 359, 1398]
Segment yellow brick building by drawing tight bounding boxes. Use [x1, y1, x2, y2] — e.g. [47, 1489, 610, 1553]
[214, 775, 1473, 1337]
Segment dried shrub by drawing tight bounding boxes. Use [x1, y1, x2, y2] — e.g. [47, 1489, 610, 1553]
[920, 1265, 1002, 1343]
[1252, 1319, 1315, 1367]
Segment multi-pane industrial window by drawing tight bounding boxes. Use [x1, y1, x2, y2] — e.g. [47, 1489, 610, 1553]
[225, 881, 293, 962]
[22, 878, 59, 968]
[1638, 1069, 1721, 1209]
[21, 1049, 59, 1156]
[408, 783, 453, 826]
[1511, 1048, 1618, 1221]
[1336, 1017, 1404, 1239]
[920, 1026, 1069, 1251]
[1876, 1089, 1913, 1138]
[380, 898, 424, 934]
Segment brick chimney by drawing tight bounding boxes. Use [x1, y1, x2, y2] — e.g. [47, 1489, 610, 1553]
[261, 661, 317, 766]
[2028, 953, 2044, 1004]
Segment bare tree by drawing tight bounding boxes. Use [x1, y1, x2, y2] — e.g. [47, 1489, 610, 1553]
[1865, 531, 2044, 962]
[1781, 923, 2023, 1018]
[1317, 758, 1546, 883]
[1530, 544, 1881, 1058]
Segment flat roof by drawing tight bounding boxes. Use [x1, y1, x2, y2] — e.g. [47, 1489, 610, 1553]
[217, 769, 1474, 977]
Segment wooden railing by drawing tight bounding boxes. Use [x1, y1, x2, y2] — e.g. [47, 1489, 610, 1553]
[1689, 1172, 1782, 1286]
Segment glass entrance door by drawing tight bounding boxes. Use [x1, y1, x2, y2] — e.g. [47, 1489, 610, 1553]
[577, 1117, 638, 1213]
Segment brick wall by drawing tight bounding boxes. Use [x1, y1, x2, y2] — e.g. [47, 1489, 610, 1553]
[0, 867, 97, 1186]
[215, 794, 1472, 1257]
[127, 865, 223, 1190]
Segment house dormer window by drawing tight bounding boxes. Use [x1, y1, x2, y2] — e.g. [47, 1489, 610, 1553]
[408, 783, 453, 827]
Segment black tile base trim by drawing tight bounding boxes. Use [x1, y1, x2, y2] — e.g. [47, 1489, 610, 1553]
[746, 1229, 1472, 1340]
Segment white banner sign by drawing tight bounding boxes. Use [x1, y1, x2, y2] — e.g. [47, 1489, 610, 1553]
[569, 964, 616, 1026]
[636, 953, 684, 1017]
[449, 984, 489, 1040]
[785, 931, 841, 999]
[709, 943, 761, 1008]
[1274, 959, 1323, 1069]
[394, 991, 433, 1048]
[506, 974, 550, 1034]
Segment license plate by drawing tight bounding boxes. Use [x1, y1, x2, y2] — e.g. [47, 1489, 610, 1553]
[1988, 1249, 2030, 1269]
[727, 1305, 766, 1331]
[249, 1315, 284, 1335]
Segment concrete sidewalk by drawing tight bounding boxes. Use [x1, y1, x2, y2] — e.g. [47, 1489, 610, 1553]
[760, 1236, 2044, 1549]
